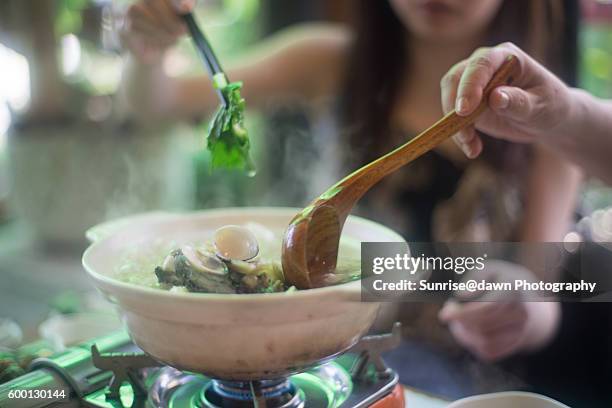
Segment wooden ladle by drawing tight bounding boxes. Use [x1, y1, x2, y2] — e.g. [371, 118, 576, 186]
[281, 55, 520, 289]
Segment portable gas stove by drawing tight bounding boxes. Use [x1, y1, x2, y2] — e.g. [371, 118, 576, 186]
[0, 324, 405, 408]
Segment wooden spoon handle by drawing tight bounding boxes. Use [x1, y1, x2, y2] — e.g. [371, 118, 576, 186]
[328, 55, 520, 215]
[388, 54, 520, 169]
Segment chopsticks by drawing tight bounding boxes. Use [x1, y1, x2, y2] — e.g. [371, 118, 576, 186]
[180, 13, 229, 106]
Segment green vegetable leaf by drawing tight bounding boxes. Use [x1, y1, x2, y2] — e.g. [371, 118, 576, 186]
[207, 81, 255, 175]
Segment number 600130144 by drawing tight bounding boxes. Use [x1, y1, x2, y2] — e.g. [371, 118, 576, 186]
[7, 389, 67, 399]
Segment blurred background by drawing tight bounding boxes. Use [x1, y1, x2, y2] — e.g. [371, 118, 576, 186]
[0, 0, 355, 337]
[0, 0, 612, 399]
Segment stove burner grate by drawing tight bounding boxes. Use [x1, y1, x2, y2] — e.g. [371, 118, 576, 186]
[87, 323, 402, 408]
[213, 379, 294, 401]
[204, 379, 302, 408]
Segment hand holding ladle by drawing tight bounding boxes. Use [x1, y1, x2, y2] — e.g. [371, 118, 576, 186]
[282, 55, 520, 289]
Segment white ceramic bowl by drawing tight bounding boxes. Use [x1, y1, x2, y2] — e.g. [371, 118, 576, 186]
[82, 208, 405, 380]
[448, 392, 570, 408]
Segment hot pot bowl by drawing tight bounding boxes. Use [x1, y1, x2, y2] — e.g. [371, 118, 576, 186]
[82, 208, 405, 380]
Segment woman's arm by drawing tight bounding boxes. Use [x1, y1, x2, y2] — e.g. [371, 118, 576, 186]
[440, 42, 612, 185]
[119, 2, 350, 122]
[168, 24, 350, 119]
[552, 89, 612, 185]
[519, 145, 582, 244]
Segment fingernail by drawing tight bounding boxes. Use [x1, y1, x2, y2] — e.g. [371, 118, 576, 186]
[178, 0, 195, 12]
[497, 90, 510, 109]
[462, 143, 474, 158]
[453, 137, 471, 157]
[465, 147, 473, 158]
[456, 97, 469, 115]
[460, 131, 474, 144]
[439, 302, 458, 321]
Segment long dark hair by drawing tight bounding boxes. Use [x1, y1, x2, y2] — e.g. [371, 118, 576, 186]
[340, 0, 579, 171]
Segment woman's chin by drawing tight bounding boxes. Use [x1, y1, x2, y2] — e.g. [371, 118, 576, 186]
[411, 27, 473, 44]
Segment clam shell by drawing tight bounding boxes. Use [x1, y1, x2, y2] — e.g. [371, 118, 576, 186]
[213, 225, 259, 261]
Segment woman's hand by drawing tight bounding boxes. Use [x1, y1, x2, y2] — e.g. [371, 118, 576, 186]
[122, 0, 195, 63]
[440, 42, 574, 158]
[438, 261, 560, 361]
[440, 300, 560, 362]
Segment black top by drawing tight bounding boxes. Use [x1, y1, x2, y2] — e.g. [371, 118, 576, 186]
[357, 150, 464, 242]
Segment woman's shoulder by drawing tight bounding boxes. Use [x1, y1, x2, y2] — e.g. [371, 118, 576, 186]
[251, 23, 353, 99]
[271, 22, 353, 53]
[260, 22, 353, 73]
